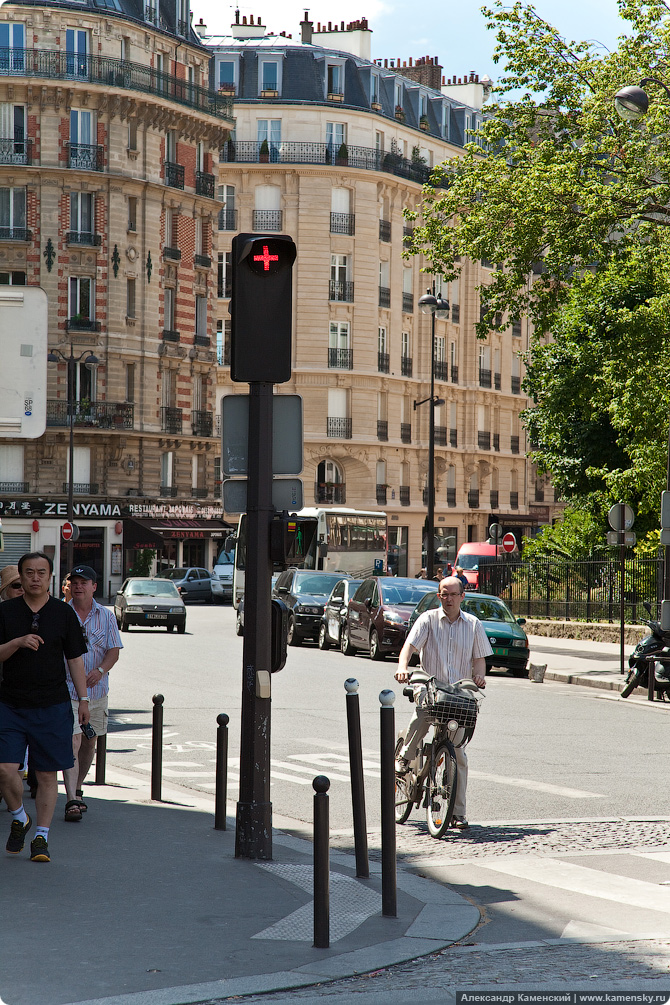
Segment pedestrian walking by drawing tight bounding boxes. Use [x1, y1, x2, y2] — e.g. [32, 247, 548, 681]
[0, 552, 89, 862]
[454, 566, 469, 590]
[63, 566, 122, 822]
[61, 575, 72, 603]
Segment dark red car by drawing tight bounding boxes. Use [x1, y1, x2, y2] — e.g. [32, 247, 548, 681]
[341, 576, 438, 660]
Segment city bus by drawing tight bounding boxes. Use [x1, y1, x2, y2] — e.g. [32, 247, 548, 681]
[232, 507, 387, 608]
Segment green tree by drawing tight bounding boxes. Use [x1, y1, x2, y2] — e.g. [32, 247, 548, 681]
[521, 507, 602, 560]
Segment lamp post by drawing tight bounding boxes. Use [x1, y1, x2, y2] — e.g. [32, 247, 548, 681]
[47, 345, 100, 571]
[613, 77, 670, 609]
[416, 286, 449, 579]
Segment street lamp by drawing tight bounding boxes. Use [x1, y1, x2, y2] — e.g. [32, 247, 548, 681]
[416, 285, 449, 579]
[47, 345, 100, 571]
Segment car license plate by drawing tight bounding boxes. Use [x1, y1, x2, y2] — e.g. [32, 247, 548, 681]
[493, 647, 507, 656]
[147, 614, 167, 620]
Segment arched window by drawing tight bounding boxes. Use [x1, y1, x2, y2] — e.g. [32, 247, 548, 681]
[316, 459, 344, 504]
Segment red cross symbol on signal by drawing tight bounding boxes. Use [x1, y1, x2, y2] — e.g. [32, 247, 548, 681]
[253, 244, 279, 271]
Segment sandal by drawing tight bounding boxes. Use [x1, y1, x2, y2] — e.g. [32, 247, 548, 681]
[64, 800, 83, 822]
[75, 789, 87, 813]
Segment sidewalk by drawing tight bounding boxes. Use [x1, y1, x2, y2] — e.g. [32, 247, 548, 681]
[0, 766, 479, 1005]
[527, 634, 650, 695]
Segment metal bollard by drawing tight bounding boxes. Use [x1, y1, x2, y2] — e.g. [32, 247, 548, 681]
[379, 688, 397, 918]
[214, 713, 229, 831]
[344, 678, 369, 878]
[151, 694, 164, 801]
[313, 774, 330, 949]
[94, 734, 106, 784]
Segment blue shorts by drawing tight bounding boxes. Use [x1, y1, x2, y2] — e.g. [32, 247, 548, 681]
[0, 701, 75, 771]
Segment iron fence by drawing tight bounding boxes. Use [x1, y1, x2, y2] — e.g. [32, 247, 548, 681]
[478, 558, 664, 623]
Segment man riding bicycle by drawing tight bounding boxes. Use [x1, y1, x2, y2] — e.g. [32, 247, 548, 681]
[394, 575, 492, 830]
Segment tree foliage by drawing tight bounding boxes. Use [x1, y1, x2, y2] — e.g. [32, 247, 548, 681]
[521, 507, 603, 560]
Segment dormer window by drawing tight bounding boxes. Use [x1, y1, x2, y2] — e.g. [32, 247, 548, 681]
[327, 62, 345, 101]
[176, 0, 189, 37]
[259, 57, 282, 97]
[395, 81, 402, 108]
[420, 94, 428, 117]
[218, 59, 235, 92]
[370, 73, 381, 109]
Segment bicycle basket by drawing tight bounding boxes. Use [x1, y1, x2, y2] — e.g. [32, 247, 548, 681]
[423, 690, 479, 747]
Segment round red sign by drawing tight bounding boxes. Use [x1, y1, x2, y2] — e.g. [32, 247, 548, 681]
[502, 532, 517, 553]
[61, 521, 74, 541]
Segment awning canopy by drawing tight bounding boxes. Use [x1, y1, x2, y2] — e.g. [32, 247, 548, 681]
[123, 518, 231, 548]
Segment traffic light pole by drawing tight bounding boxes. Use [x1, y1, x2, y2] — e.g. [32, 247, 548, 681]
[235, 380, 274, 859]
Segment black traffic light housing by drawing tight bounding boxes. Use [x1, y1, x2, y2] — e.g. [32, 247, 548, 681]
[230, 233, 297, 384]
[270, 513, 319, 567]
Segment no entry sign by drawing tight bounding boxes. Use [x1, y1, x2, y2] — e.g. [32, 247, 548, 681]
[502, 532, 517, 553]
[61, 521, 79, 542]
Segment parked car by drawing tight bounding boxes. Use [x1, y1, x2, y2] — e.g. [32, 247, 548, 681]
[318, 579, 362, 650]
[272, 569, 350, 645]
[155, 567, 213, 603]
[407, 589, 530, 676]
[114, 578, 186, 633]
[212, 550, 234, 604]
[342, 576, 438, 659]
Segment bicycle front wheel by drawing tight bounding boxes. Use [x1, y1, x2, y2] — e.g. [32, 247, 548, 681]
[426, 742, 457, 839]
[394, 736, 413, 824]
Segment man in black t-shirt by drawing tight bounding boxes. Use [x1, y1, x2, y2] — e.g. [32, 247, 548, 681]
[0, 552, 89, 863]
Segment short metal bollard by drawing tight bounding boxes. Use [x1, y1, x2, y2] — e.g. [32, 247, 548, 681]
[94, 734, 107, 784]
[215, 713, 229, 831]
[379, 688, 397, 918]
[344, 678, 369, 878]
[313, 774, 330, 949]
[151, 694, 164, 802]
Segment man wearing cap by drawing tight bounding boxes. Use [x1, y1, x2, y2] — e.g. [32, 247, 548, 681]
[63, 566, 122, 822]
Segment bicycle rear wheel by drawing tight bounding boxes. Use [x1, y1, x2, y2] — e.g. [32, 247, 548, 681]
[394, 736, 413, 824]
[426, 742, 457, 839]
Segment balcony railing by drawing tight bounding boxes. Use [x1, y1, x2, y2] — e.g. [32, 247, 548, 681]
[447, 487, 456, 507]
[379, 219, 391, 242]
[220, 139, 440, 186]
[66, 317, 101, 332]
[451, 304, 460, 323]
[63, 482, 99, 494]
[195, 171, 215, 197]
[161, 406, 182, 433]
[376, 484, 387, 504]
[423, 487, 431, 506]
[218, 208, 238, 231]
[65, 231, 102, 247]
[511, 375, 521, 394]
[327, 416, 352, 438]
[535, 487, 545, 502]
[451, 365, 459, 384]
[0, 227, 32, 241]
[378, 351, 390, 373]
[0, 480, 28, 494]
[0, 49, 234, 123]
[493, 433, 500, 452]
[163, 246, 181, 261]
[494, 372, 501, 390]
[47, 400, 134, 429]
[328, 347, 353, 369]
[403, 225, 413, 242]
[194, 334, 210, 347]
[468, 489, 480, 508]
[433, 360, 448, 381]
[191, 487, 208, 498]
[378, 286, 390, 308]
[450, 428, 458, 447]
[164, 161, 185, 189]
[377, 420, 388, 441]
[0, 137, 32, 165]
[510, 491, 519, 508]
[434, 426, 447, 446]
[315, 482, 346, 504]
[490, 490, 499, 509]
[67, 142, 104, 171]
[217, 343, 231, 366]
[330, 212, 355, 235]
[401, 355, 413, 377]
[191, 409, 213, 437]
[194, 253, 211, 268]
[252, 209, 282, 231]
[160, 485, 178, 498]
[402, 292, 414, 313]
[162, 329, 180, 342]
[478, 431, 491, 450]
[399, 485, 410, 506]
[511, 435, 520, 454]
[512, 321, 522, 337]
[479, 368, 492, 388]
[329, 280, 354, 302]
[401, 422, 411, 443]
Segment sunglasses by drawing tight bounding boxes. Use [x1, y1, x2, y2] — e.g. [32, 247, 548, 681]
[9, 582, 21, 591]
[30, 612, 40, 633]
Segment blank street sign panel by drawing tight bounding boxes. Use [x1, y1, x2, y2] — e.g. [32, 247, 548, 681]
[221, 394, 303, 476]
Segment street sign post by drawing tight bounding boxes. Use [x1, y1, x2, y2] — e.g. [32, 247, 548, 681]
[502, 532, 517, 553]
[488, 522, 503, 545]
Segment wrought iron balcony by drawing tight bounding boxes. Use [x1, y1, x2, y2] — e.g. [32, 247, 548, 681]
[510, 491, 519, 508]
[328, 347, 353, 369]
[447, 487, 456, 507]
[379, 220, 391, 242]
[162, 329, 180, 342]
[194, 253, 211, 268]
[451, 304, 460, 323]
[511, 375, 521, 394]
[535, 486, 545, 502]
[161, 406, 182, 433]
[403, 225, 413, 242]
[451, 365, 459, 383]
[377, 420, 388, 441]
[191, 409, 213, 437]
[177, 18, 189, 36]
[165, 161, 185, 189]
[450, 428, 458, 447]
[511, 435, 520, 454]
[433, 360, 448, 381]
[47, 400, 134, 429]
[63, 482, 99, 494]
[479, 368, 492, 388]
[315, 481, 346, 504]
[512, 321, 522, 337]
[402, 292, 414, 313]
[191, 487, 208, 498]
[401, 355, 413, 377]
[378, 352, 390, 373]
[217, 343, 231, 366]
[163, 246, 181, 261]
[195, 171, 215, 197]
[399, 485, 410, 506]
[478, 431, 491, 450]
[378, 286, 390, 308]
[400, 422, 411, 444]
[327, 416, 352, 439]
[0, 227, 32, 241]
[218, 208, 238, 231]
[66, 231, 102, 246]
[329, 280, 354, 302]
[67, 143, 104, 171]
[0, 49, 234, 123]
[194, 334, 210, 347]
[468, 489, 480, 509]
[434, 426, 447, 446]
[0, 481, 28, 492]
[376, 484, 387, 504]
[330, 212, 355, 235]
[252, 209, 282, 231]
[66, 317, 101, 332]
[422, 487, 431, 506]
[493, 433, 500, 451]
[160, 485, 178, 498]
[0, 137, 32, 165]
[490, 490, 499, 509]
[494, 372, 501, 390]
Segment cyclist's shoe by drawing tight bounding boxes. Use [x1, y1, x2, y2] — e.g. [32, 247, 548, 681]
[451, 815, 469, 830]
[395, 756, 410, 775]
[6, 814, 32, 854]
[30, 836, 50, 862]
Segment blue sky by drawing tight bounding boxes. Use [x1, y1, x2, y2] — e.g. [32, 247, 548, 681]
[194, 1, 630, 82]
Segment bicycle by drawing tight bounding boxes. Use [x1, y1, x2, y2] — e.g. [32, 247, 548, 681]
[394, 671, 484, 839]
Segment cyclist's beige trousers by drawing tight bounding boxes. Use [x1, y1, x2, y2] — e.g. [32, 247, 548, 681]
[400, 706, 468, 816]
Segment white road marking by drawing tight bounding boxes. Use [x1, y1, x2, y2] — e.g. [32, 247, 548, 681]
[288, 752, 380, 779]
[560, 920, 633, 939]
[468, 770, 605, 799]
[272, 759, 351, 783]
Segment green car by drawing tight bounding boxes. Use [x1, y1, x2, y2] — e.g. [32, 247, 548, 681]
[407, 590, 530, 677]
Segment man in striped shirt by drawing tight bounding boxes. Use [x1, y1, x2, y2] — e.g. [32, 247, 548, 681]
[63, 566, 123, 821]
[394, 575, 491, 829]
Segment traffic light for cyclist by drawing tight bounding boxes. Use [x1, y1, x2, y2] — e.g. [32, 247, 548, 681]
[230, 233, 297, 384]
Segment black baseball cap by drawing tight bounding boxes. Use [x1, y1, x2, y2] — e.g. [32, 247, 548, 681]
[69, 565, 97, 582]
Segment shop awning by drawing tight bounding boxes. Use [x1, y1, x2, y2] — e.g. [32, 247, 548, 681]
[123, 518, 232, 547]
[122, 519, 165, 551]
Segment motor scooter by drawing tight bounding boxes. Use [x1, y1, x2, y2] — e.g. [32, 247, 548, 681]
[621, 601, 670, 699]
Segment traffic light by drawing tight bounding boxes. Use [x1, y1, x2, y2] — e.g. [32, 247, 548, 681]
[230, 233, 297, 384]
[270, 514, 318, 566]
